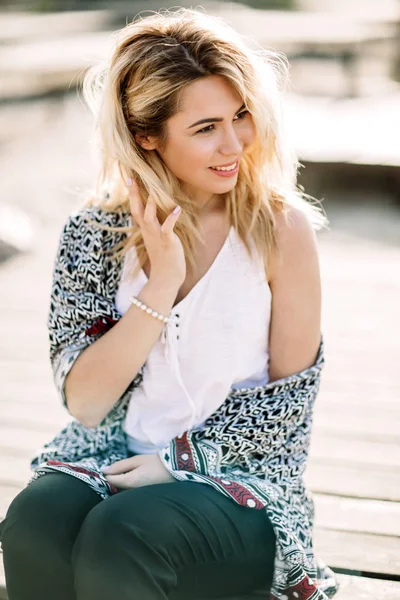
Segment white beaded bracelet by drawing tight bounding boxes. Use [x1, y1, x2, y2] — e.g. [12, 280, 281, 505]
[129, 295, 171, 324]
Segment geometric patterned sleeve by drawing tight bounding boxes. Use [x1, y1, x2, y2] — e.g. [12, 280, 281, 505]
[47, 207, 123, 411]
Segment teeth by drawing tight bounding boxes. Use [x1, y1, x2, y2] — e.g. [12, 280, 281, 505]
[211, 161, 237, 172]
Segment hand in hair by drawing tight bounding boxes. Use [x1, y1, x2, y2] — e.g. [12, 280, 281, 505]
[128, 177, 186, 288]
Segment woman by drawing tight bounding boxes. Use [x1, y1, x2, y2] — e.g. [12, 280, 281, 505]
[0, 8, 338, 600]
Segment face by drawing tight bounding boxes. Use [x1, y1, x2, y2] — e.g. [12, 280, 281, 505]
[138, 75, 256, 208]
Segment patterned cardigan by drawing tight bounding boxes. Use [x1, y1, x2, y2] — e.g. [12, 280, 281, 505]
[29, 205, 338, 600]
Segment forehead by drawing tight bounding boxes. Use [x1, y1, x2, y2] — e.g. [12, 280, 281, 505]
[175, 75, 243, 121]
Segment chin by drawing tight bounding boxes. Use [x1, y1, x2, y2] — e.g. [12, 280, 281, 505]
[182, 176, 238, 198]
[213, 179, 238, 191]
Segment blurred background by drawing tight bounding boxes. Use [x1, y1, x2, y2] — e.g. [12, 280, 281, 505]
[0, 1, 400, 598]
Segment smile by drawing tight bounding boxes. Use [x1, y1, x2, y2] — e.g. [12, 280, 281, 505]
[208, 161, 239, 177]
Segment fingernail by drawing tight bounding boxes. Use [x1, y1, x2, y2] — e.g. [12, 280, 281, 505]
[172, 205, 181, 214]
[127, 177, 133, 187]
[101, 466, 110, 473]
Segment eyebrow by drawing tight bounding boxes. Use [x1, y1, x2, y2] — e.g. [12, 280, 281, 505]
[187, 103, 246, 129]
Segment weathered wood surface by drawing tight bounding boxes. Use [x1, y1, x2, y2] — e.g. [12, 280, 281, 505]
[1, 90, 399, 598]
[1, 562, 400, 600]
[1, 217, 399, 596]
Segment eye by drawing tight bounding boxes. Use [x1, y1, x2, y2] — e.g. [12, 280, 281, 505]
[197, 124, 215, 134]
[195, 110, 250, 135]
[234, 110, 250, 121]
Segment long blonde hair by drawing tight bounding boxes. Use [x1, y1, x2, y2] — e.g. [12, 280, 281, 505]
[82, 8, 327, 277]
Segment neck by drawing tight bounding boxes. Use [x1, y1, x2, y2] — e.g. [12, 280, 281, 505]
[196, 194, 226, 216]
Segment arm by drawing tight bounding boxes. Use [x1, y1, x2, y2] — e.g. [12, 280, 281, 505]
[65, 278, 180, 428]
[267, 206, 322, 381]
[49, 208, 181, 429]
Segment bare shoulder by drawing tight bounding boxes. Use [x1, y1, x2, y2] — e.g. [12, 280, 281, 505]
[269, 205, 318, 283]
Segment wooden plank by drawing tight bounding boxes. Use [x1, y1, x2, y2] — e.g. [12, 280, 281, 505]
[0, 426, 58, 457]
[315, 389, 400, 418]
[0, 456, 31, 489]
[314, 528, 400, 577]
[215, 6, 395, 62]
[0, 342, 48, 363]
[325, 574, 400, 600]
[0, 485, 23, 521]
[310, 434, 400, 469]
[317, 379, 400, 408]
[0, 391, 58, 410]
[286, 91, 400, 166]
[0, 318, 47, 337]
[0, 561, 400, 600]
[0, 9, 112, 44]
[0, 379, 54, 395]
[314, 494, 400, 536]
[0, 361, 52, 385]
[305, 462, 400, 501]
[312, 410, 400, 442]
[0, 403, 68, 431]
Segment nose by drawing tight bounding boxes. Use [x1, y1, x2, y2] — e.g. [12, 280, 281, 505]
[218, 126, 242, 157]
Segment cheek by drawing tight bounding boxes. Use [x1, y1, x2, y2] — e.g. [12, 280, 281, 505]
[181, 139, 216, 169]
[242, 121, 257, 146]
[161, 140, 211, 178]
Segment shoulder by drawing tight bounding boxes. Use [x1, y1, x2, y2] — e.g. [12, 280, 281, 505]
[65, 204, 130, 233]
[54, 205, 130, 287]
[269, 204, 319, 282]
[59, 205, 131, 253]
[275, 204, 317, 245]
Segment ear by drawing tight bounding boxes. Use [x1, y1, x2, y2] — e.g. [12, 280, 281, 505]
[134, 133, 158, 151]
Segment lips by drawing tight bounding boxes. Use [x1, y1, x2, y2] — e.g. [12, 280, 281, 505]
[208, 160, 239, 177]
[211, 158, 239, 169]
[210, 159, 239, 169]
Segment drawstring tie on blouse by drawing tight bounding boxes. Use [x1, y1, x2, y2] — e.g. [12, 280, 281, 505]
[161, 319, 197, 432]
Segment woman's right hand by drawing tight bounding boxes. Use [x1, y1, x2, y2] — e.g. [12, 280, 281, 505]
[127, 177, 186, 288]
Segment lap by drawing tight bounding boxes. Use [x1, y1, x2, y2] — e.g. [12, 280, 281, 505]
[2, 473, 276, 599]
[79, 480, 276, 598]
[85, 479, 274, 559]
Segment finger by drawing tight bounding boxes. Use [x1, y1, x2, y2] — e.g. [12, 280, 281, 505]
[105, 471, 139, 490]
[143, 196, 160, 232]
[127, 178, 145, 225]
[101, 456, 141, 475]
[160, 205, 181, 236]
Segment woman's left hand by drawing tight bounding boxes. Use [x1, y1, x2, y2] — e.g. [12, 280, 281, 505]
[101, 454, 176, 489]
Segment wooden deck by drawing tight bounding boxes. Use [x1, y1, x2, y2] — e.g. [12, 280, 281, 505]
[0, 3, 400, 590]
[1, 198, 400, 598]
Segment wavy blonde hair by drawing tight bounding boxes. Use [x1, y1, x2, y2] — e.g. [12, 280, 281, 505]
[82, 7, 327, 277]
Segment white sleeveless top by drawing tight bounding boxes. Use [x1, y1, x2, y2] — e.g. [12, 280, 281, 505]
[115, 226, 272, 454]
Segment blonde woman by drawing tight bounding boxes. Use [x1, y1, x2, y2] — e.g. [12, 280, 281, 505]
[0, 8, 338, 600]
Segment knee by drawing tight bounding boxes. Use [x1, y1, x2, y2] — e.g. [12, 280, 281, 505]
[1, 474, 87, 562]
[71, 492, 141, 560]
[72, 489, 179, 597]
[72, 487, 169, 567]
[71, 494, 134, 581]
[0, 484, 48, 558]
